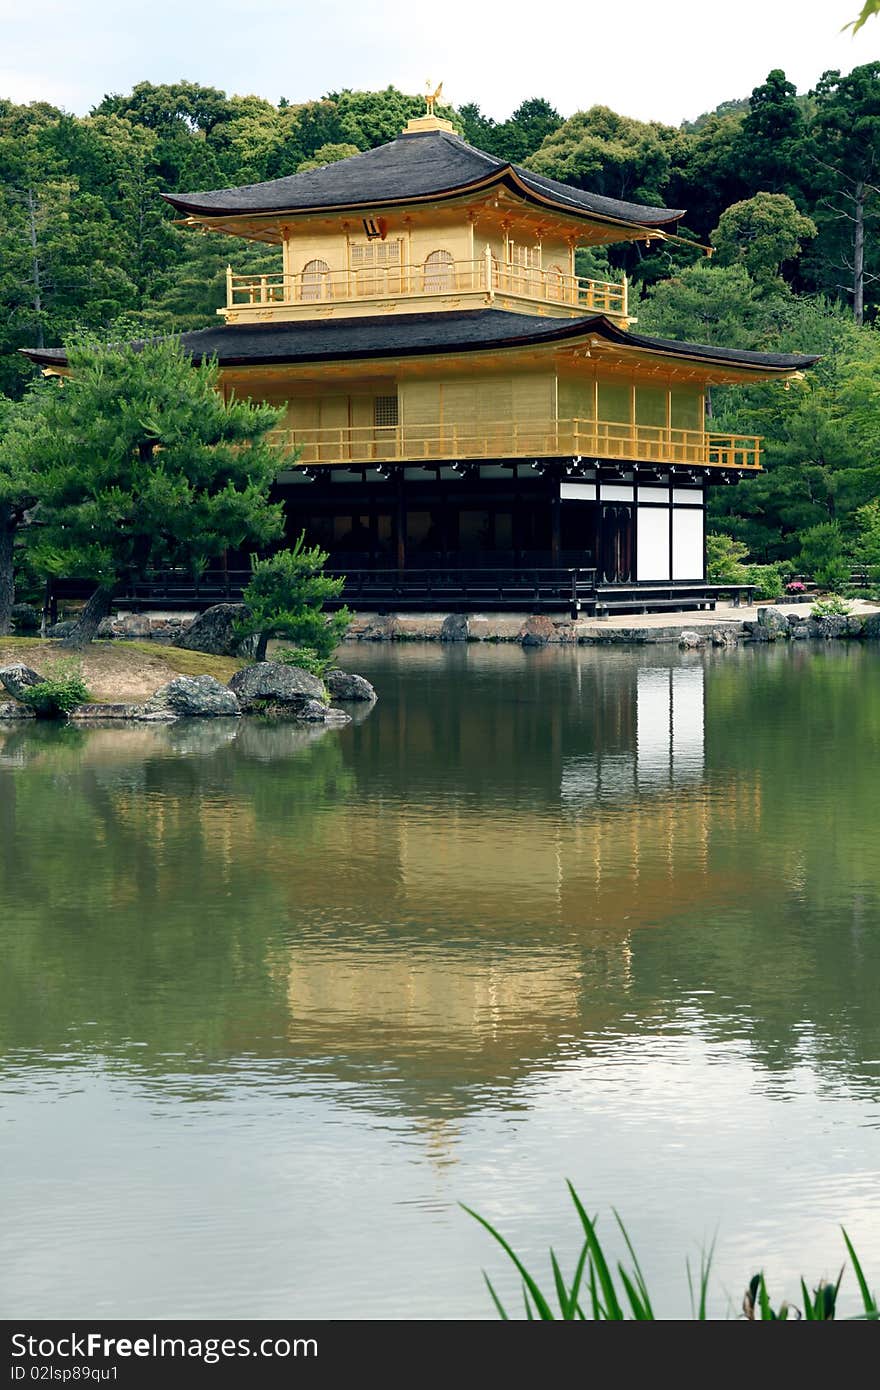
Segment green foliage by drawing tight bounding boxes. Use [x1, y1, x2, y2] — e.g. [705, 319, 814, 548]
[853, 501, 880, 588]
[19, 660, 89, 718]
[524, 106, 676, 206]
[459, 98, 562, 163]
[710, 193, 816, 288]
[845, 0, 880, 33]
[237, 533, 351, 662]
[276, 645, 332, 679]
[706, 531, 749, 582]
[705, 536, 784, 598]
[637, 262, 773, 349]
[811, 593, 853, 617]
[296, 143, 361, 174]
[743, 562, 785, 599]
[798, 521, 849, 588]
[20, 336, 286, 594]
[467, 1185, 878, 1320]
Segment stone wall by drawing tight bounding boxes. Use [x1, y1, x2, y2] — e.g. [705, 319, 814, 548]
[343, 607, 880, 647]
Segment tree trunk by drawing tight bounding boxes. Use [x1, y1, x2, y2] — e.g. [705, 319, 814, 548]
[27, 186, 44, 350]
[853, 182, 865, 327]
[255, 631, 269, 662]
[61, 585, 114, 648]
[0, 514, 15, 636]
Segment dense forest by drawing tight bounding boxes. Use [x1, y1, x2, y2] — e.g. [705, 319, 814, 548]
[1, 67, 878, 567]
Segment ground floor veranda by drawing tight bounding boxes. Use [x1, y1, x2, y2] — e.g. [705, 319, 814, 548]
[48, 459, 748, 618]
[275, 458, 722, 586]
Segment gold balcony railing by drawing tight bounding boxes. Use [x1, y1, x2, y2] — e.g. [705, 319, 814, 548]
[268, 419, 761, 470]
[226, 257, 628, 318]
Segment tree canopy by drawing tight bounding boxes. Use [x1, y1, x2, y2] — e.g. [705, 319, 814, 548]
[17, 338, 287, 643]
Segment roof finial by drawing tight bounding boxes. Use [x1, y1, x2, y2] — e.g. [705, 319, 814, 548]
[425, 80, 443, 117]
[402, 82, 454, 135]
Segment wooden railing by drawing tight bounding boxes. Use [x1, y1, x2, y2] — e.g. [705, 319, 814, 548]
[226, 256, 628, 318]
[269, 418, 761, 470]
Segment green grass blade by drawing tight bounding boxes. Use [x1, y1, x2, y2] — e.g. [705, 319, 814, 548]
[800, 1278, 815, 1320]
[462, 1203, 556, 1320]
[757, 1273, 776, 1321]
[617, 1265, 652, 1320]
[613, 1207, 655, 1319]
[483, 1272, 509, 1320]
[566, 1182, 625, 1319]
[550, 1249, 571, 1318]
[587, 1258, 604, 1320]
[566, 1241, 590, 1321]
[523, 1284, 535, 1320]
[842, 1228, 878, 1315]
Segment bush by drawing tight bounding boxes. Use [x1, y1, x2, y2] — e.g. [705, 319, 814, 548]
[19, 661, 90, 718]
[743, 562, 784, 600]
[276, 645, 331, 679]
[798, 521, 848, 589]
[811, 594, 853, 617]
[706, 532, 749, 583]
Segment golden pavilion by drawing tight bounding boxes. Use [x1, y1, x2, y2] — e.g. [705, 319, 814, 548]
[25, 104, 818, 612]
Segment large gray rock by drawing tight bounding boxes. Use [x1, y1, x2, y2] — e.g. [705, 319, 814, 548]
[757, 607, 790, 636]
[519, 614, 555, 646]
[0, 701, 36, 720]
[0, 663, 44, 701]
[440, 613, 469, 642]
[176, 603, 259, 658]
[228, 661, 325, 712]
[325, 670, 377, 703]
[742, 621, 771, 642]
[711, 627, 738, 647]
[143, 674, 240, 718]
[808, 615, 849, 640]
[863, 611, 880, 640]
[678, 629, 705, 650]
[96, 614, 191, 644]
[300, 698, 351, 725]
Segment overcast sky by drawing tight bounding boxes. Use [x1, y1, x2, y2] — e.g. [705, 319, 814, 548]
[0, 0, 876, 125]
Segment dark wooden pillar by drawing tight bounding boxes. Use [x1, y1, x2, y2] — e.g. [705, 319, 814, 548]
[394, 468, 406, 571]
[550, 476, 561, 566]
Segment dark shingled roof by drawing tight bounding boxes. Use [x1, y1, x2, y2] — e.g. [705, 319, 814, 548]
[162, 128, 684, 229]
[21, 310, 820, 373]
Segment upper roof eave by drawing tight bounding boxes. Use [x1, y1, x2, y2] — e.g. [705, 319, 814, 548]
[160, 131, 685, 233]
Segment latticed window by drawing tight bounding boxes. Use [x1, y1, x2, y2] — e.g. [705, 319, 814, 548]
[350, 239, 403, 294]
[373, 395, 399, 428]
[547, 264, 566, 301]
[301, 258, 331, 302]
[423, 248, 455, 294]
[509, 242, 541, 271]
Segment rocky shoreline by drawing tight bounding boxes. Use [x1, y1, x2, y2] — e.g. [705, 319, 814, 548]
[339, 606, 880, 647]
[0, 660, 377, 724]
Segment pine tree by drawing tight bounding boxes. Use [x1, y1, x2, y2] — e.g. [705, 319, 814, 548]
[0, 393, 43, 633]
[21, 337, 290, 645]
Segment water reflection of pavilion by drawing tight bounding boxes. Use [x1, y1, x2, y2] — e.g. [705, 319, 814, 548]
[0, 657, 764, 1127]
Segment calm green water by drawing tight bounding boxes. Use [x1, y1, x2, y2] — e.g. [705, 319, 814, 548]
[1, 641, 879, 1319]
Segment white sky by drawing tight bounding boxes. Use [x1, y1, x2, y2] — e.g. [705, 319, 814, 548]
[0, 0, 877, 125]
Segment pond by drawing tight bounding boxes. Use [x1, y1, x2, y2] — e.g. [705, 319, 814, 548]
[1, 641, 878, 1318]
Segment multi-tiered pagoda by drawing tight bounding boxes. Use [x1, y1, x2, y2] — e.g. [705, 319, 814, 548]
[25, 104, 818, 612]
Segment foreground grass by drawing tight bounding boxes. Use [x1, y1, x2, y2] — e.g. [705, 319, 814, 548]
[466, 1183, 879, 1320]
[0, 637, 240, 703]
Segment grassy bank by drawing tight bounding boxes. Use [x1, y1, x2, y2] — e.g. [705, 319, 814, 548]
[0, 638, 240, 703]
